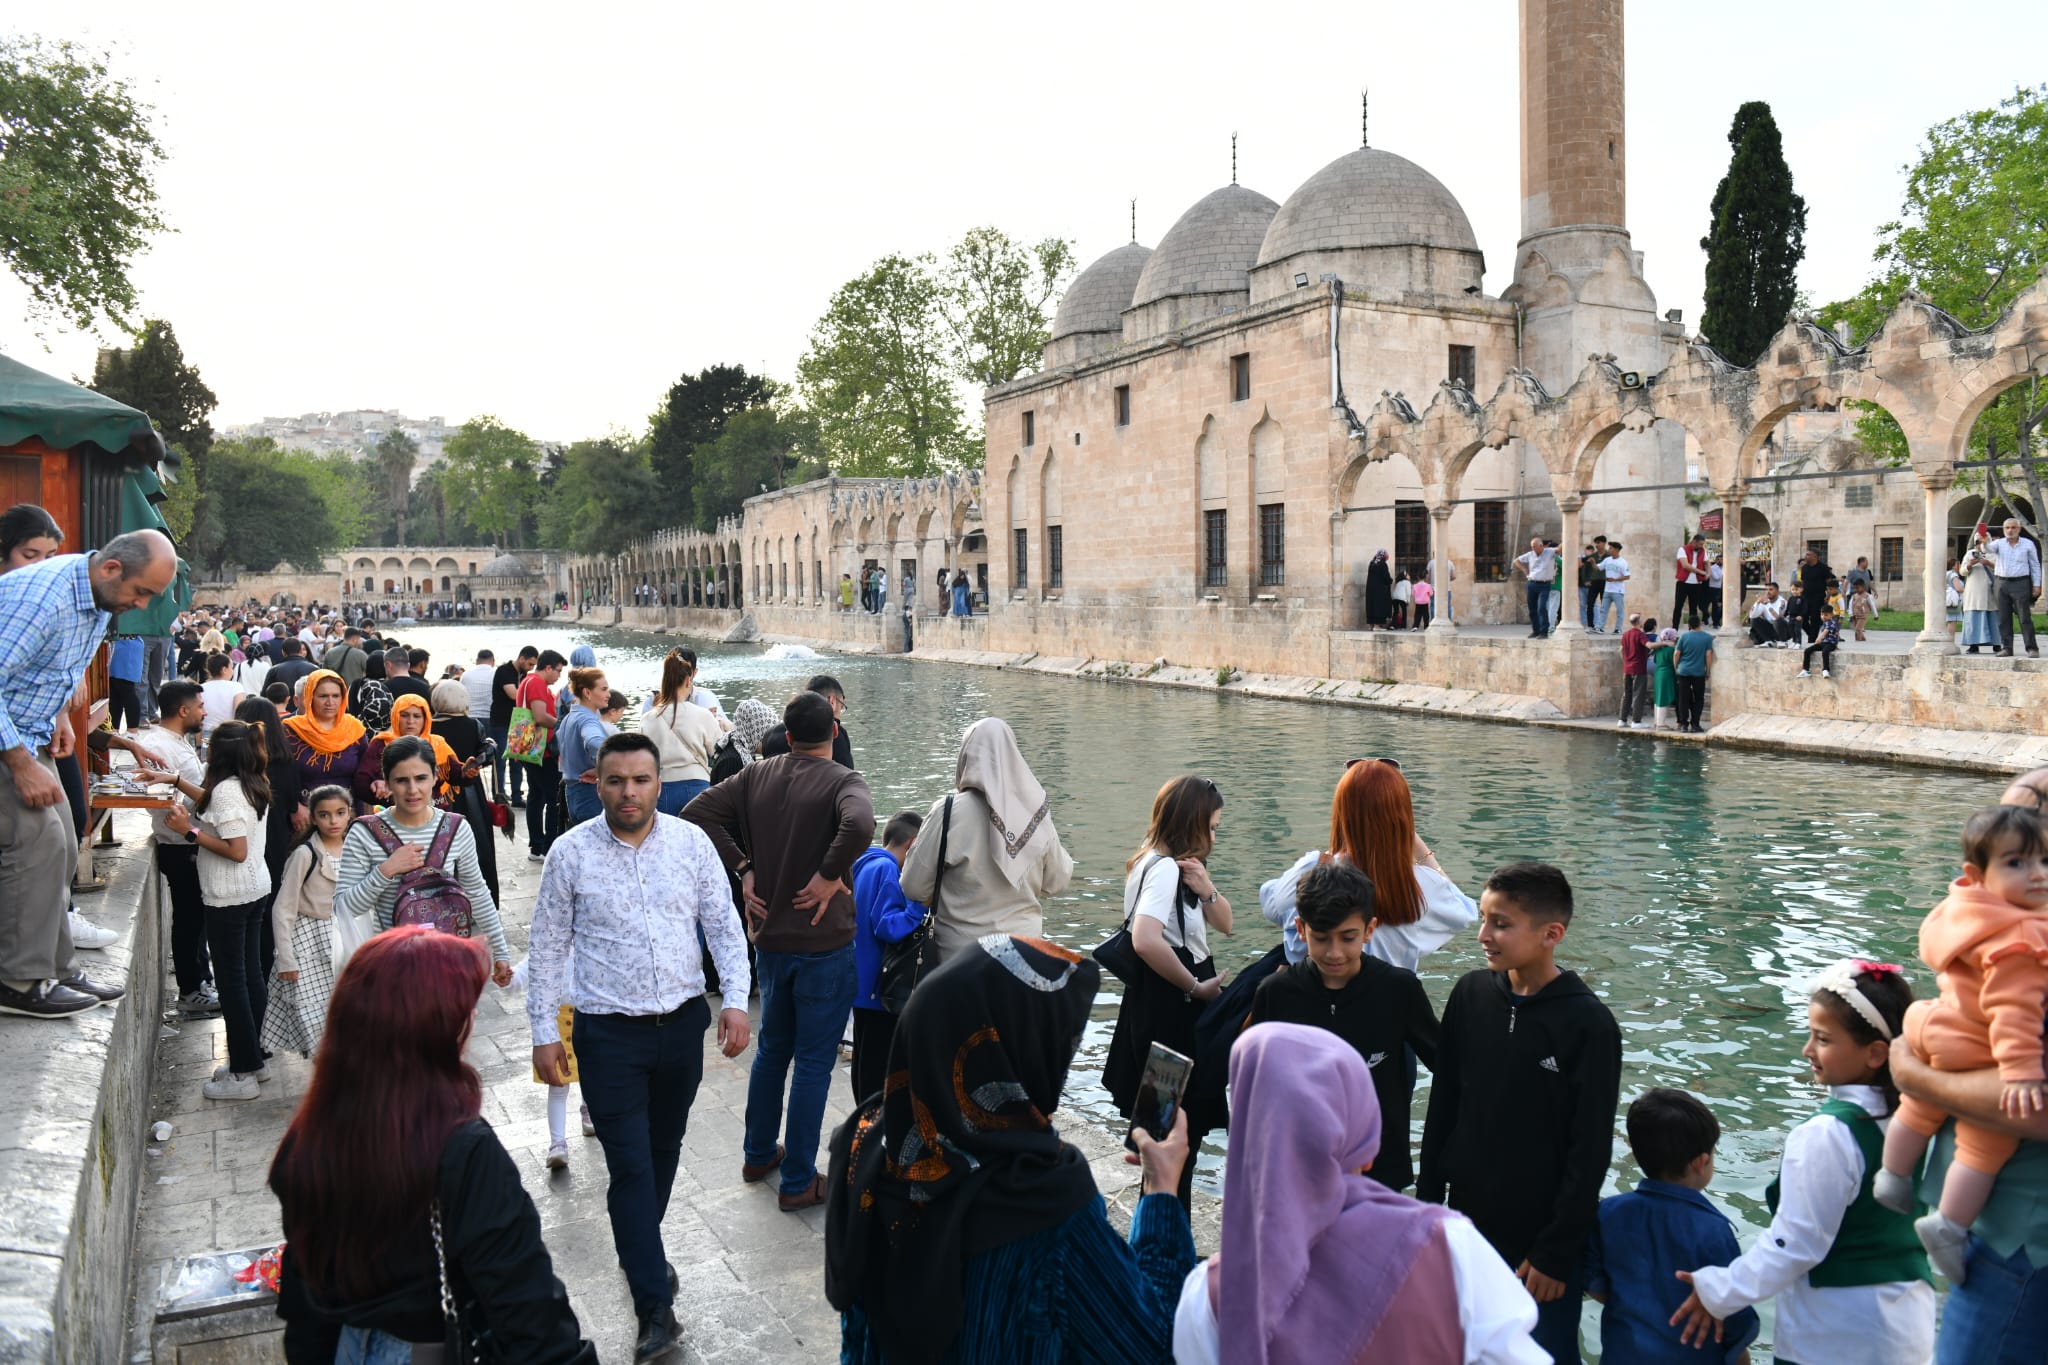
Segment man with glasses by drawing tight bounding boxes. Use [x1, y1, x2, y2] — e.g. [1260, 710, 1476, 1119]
[1989, 518, 2041, 658]
[761, 675, 855, 769]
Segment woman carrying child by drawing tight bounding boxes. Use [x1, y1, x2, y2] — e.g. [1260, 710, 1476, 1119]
[260, 785, 349, 1059]
[1676, 960, 1934, 1365]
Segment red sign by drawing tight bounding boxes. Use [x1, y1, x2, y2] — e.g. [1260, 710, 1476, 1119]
[1698, 510, 1723, 533]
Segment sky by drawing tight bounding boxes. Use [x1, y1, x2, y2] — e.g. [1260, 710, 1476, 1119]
[5, 1, 2044, 442]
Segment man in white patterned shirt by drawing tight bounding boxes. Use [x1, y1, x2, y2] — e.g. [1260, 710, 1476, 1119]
[527, 730, 751, 1362]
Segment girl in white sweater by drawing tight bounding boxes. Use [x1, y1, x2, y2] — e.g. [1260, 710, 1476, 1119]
[259, 785, 348, 1060]
[165, 721, 273, 1102]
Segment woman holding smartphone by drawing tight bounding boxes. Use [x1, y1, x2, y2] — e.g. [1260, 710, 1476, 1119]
[1103, 775, 1232, 1207]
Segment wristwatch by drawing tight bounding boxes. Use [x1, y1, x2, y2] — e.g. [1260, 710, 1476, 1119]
[734, 859, 752, 877]
[183, 829, 199, 844]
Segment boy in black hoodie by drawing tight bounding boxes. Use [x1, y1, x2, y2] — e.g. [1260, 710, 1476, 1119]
[1417, 861, 1622, 1364]
[1245, 859, 1438, 1190]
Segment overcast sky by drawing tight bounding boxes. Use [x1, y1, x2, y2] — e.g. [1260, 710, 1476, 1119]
[6, 1, 2043, 441]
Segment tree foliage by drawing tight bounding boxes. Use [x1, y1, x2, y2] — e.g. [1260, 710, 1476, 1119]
[370, 429, 419, 545]
[647, 364, 776, 528]
[184, 438, 342, 575]
[1700, 101, 1807, 366]
[88, 319, 217, 461]
[537, 435, 667, 555]
[940, 227, 1077, 387]
[693, 406, 823, 526]
[797, 253, 971, 476]
[1821, 85, 2048, 496]
[0, 38, 167, 334]
[441, 416, 541, 544]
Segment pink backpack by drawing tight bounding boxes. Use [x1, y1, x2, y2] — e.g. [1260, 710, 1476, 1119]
[358, 812, 474, 938]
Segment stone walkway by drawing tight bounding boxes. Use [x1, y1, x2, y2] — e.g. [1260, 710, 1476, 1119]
[130, 820, 1190, 1362]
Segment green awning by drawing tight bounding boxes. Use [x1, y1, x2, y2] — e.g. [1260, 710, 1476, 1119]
[0, 353, 166, 461]
[113, 462, 192, 635]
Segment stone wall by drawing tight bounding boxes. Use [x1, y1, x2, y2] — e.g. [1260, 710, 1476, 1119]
[192, 569, 342, 607]
[1714, 646, 2048, 735]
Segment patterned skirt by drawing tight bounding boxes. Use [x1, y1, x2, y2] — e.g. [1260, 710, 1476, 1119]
[259, 917, 337, 1059]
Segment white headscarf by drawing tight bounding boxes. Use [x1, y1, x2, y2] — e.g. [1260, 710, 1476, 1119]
[955, 718, 1057, 888]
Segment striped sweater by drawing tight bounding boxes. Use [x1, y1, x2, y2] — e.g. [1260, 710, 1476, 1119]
[335, 811, 511, 963]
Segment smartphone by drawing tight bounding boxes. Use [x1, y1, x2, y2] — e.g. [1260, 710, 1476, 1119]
[1125, 1042, 1194, 1152]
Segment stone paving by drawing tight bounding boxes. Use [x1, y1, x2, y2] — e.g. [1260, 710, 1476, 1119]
[130, 822, 1198, 1363]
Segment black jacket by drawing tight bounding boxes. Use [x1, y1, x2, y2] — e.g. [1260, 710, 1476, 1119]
[761, 721, 855, 770]
[1416, 968, 1621, 1280]
[1797, 559, 1831, 603]
[1246, 958, 1438, 1191]
[276, 1119, 594, 1363]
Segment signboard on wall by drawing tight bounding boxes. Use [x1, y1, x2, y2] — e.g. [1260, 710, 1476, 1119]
[1698, 510, 1723, 533]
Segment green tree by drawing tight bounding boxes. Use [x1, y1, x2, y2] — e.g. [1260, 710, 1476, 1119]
[693, 407, 822, 525]
[87, 319, 217, 461]
[188, 438, 340, 574]
[0, 37, 166, 334]
[299, 450, 379, 549]
[1700, 101, 1807, 366]
[371, 428, 420, 544]
[156, 446, 200, 540]
[1821, 85, 2048, 512]
[537, 435, 665, 554]
[646, 364, 776, 527]
[797, 254, 971, 476]
[940, 227, 1077, 386]
[441, 416, 541, 544]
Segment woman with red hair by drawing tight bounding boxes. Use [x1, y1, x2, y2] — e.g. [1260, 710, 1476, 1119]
[269, 926, 594, 1362]
[1259, 759, 1477, 973]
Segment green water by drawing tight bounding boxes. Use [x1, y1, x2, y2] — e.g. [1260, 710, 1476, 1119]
[405, 623, 1987, 1247]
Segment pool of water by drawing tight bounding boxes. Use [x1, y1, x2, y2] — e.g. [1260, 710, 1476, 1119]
[404, 623, 1987, 1246]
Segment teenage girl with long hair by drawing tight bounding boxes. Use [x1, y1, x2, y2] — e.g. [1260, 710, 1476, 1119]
[260, 785, 349, 1059]
[1102, 775, 1233, 1206]
[166, 720, 274, 1101]
[269, 927, 595, 1361]
[1260, 758, 1478, 973]
[645, 649, 727, 815]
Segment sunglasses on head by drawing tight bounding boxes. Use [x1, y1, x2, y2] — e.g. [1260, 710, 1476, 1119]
[1345, 757, 1401, 771]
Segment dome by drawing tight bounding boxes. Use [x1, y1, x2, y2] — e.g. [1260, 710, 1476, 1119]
[479, 552, 530, 578]
[1131, 185, 1279, 309]
[1050, 242, 1153, 342]
[1251, 147, 1483, 302]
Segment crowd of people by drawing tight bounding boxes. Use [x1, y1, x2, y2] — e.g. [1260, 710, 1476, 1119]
[11, 503, 2048, 1363]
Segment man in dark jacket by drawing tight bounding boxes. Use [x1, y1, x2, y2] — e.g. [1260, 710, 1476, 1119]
[760, 674, 855, 769]
[1796, 548, 1831, 644]
[684, 691, 874, 1212]
[1418, 862, 1622, 1364]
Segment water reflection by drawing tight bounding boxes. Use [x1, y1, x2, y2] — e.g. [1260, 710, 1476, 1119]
[402, 624, 1993, 1245]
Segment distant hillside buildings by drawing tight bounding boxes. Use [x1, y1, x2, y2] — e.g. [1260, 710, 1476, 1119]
[222, 409, 460, 481]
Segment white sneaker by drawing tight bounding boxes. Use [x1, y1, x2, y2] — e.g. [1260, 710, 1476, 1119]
[580, 1103, 595, 1137]
[1822, 670, 1831, 678]
[202, 1073, 260, 1102]
[68, 912, 118, 950]
[177, 990, 222, 1019]
[213, 1062, 273, 1084]
[545, 1141, 569, 1171]
[1797, 670, 1810, 678]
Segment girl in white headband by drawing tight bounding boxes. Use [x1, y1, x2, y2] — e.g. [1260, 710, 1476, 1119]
[1673, 960, 1934, 1365]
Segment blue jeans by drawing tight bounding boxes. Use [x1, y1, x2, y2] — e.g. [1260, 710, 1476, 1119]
[658, 778, 709, 817]
[1525, 582, 1552, 635]
[564, 777, 601, 826]
[1598, 590, 1625, 633]
[489, 723, 522, 802]
[1938, 1236, 2048, 1364]
[575, 1000, 709, 1317]
[337, 1326, 414, 1364]
[745, 944, 857, 1196]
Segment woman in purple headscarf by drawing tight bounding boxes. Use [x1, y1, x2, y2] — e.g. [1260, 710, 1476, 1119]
[1173, 1024, 1546, 1365]
[1366, 550, 1394, 629]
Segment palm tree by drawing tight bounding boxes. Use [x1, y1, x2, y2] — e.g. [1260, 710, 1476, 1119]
[374, 430, 420, 545]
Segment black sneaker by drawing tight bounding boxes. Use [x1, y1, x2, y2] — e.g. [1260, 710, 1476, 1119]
[634, 1304, 681, 1362]
[61, 971, 125, 1003]
[0, 980, 100, 1018]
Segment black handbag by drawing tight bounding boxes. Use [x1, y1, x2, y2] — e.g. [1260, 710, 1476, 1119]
[428, 1201, 485, 1365]
[878, 795, 950, 1014]
[1091, 856, 1171, 984]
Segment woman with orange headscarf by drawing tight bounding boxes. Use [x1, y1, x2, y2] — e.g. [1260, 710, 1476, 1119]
[359, 695, 455, 806]
[281, 670, 372, 818]
[1258, 759, 1478, 974]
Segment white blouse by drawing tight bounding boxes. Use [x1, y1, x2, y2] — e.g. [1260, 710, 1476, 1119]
[643, 698, 726, 784]
[1172, 1215, 1549, 1365]
[194, 778, 272, 907]
[1261, 849, 1478, 972]
[1688, 1085, 1936, 1365]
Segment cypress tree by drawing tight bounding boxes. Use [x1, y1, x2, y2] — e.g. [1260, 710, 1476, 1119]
[1700, 101, 1808, 365]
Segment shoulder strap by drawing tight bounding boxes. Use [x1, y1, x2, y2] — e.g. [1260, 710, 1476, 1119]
[1117, 853, 1163, 932]
[425, 811, 459, 870]
[928, 795, 953, 915]
[358, 812, 403, 855]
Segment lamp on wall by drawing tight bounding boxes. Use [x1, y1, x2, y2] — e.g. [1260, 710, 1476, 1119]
[1294, 272, 1310, 288]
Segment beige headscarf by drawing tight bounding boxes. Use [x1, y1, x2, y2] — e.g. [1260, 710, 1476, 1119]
[955, 717, 1057, 888]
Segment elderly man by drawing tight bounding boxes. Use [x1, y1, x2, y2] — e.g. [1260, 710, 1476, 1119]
[0, 530, 177, 1017]
[1514, 535, 1558, 638]
[1989, 518, 2041, 658]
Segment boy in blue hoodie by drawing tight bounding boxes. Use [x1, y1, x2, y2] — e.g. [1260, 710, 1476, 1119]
[849, 810, 925, 1102]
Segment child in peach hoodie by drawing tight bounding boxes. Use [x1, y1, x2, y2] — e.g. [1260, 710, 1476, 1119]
[1875, 804, 2048, 1284]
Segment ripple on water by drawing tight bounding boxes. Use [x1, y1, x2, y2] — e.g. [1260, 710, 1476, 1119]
[400, 624, 1997, 1245]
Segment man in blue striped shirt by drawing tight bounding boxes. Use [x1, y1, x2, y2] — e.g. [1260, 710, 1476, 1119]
[0, 530, 177, 1019]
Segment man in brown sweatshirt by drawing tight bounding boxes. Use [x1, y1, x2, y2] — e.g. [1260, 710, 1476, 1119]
[684, 690, 873, 1210]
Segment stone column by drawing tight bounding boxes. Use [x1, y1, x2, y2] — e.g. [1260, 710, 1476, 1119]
[1554, 495, 1585, 637]
[1717, 489, 1745, 640]
[1428, 503, 1457, 633]
[1916, 468, 1959, 654]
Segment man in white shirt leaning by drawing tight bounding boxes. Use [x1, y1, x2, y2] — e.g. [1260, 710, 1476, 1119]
[1514, 537, 1559, 639]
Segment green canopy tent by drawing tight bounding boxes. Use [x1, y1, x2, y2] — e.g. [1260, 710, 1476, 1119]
[0, 352, 192, 631]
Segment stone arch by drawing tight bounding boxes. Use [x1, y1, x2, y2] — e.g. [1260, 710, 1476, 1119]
[1336, 450, 1429, 628]
[1006, 455, 1024, 527]
[434, 556, 459, 578]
